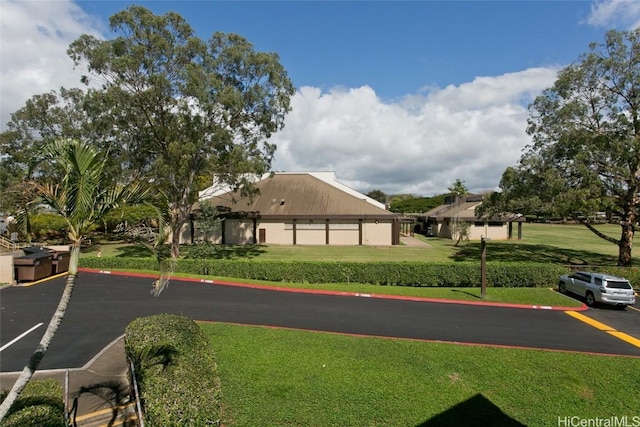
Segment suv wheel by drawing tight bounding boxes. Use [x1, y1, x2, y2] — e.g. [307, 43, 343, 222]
[585, 291, 596, 307]
[558, 282, 567, 294]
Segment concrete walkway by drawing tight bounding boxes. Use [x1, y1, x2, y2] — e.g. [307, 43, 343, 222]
[0, 336, 136, 426]
[400, 234, 432, 247]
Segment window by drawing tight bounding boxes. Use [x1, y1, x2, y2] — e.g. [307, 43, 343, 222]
[606, 280, 632, 289]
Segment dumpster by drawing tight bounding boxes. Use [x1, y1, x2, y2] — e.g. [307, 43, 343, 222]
[50, 249, 70, 274]
[14, 249, 54, 282]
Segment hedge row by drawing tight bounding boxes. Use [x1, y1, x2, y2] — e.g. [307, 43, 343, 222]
[1, 379, 65, 427]
[80, 257, 573, 287]
[125, 314, 221, 426]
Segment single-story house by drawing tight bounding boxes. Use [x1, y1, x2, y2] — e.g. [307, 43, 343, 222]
[422, 194, 524, 240]
[181, 172, 401, 246]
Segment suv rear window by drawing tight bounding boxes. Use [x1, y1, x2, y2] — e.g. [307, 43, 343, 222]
[605, 280, 632, 289]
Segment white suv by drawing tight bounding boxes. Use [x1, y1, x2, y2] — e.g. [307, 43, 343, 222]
[558, 271, 636, 308]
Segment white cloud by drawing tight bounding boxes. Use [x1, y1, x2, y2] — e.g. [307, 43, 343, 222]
[1, 0, 560, 198]
[0, 0, 103, 130]
[271, 68, 559, 196]
[587, 0, 640, 30]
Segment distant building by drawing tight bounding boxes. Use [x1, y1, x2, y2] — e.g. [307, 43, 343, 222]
[422, 194, 524, 240]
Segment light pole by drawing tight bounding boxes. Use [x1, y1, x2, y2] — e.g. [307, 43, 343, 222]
[480, 236, 489, 299]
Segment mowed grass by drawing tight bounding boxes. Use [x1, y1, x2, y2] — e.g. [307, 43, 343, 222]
[88, 223, 636, 265]
[203, 322, 640, 427]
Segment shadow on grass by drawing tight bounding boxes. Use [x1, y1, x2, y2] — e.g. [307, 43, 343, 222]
[417, 393, 525, 427]
[181, 244, 267, 260]
[450, 242, 619, 265]
[450, 289, 482, 299]
[115, 244, 155, 258]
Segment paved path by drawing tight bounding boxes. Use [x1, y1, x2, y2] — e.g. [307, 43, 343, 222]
[400, 234, 432, 246]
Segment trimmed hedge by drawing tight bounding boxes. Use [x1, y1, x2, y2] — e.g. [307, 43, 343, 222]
[1, 378, 65, 427]
[80, 256, 572, 287]
[125, 314, 221, 426]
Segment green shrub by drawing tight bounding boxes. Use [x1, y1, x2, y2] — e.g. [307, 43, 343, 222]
[101, 205, 159, 232]
[29, 213, 68, 240]
[125, 314, 221, 426]
[81, 257, 571, 288]
[1, 378, 65, 427]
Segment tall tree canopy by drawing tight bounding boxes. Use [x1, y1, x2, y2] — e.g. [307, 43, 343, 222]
[479, 29, 640, 266]
[67, 5, 295, 257]
[1, 5, 295, 258]
[366, 189, 388, 204]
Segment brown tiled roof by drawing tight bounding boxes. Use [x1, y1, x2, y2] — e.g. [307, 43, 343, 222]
[204, 173, 396, 219]
[424, 197, 525, 222]
[425, 201, 482, 221]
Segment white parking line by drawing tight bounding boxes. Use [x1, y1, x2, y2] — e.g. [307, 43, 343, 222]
[0, 323, 43, 352]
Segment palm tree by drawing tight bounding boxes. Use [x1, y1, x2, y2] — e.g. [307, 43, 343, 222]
[0, 139, 155, 421]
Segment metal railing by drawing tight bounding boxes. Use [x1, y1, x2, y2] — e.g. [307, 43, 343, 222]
[0, 235, 28, 251]
[128, 357, 145, 427]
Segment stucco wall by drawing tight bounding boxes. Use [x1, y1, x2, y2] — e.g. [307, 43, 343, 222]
[436, 219, 511, 241]
[257, 221, 292, 244]
[181, 218, 396, 246]
[362, 222, 392, 245]
[0, 253, 16, 284]
[225, 220, 255, 245]
[468, 223, 508, 240]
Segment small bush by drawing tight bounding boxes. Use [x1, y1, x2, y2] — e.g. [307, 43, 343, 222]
[81, 257, 570, 288]
[1, 378, 65, 427]
[125, 314, 221, 426]
[101, 205, 159, 232]
[29, 213, 68, 240]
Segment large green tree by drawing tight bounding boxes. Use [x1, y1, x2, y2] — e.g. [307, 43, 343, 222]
[0, 88, 123, 212]
[66, 5, 294, 258]
[0, 139, 153, 421]
[480, 29, 640, 266]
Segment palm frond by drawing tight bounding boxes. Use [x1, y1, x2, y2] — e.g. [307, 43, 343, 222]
[32, 139, 161, 245]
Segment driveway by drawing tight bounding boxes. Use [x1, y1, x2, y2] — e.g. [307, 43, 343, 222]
[1, 272, 639, 372]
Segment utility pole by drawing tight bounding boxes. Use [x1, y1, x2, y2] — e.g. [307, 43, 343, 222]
[480, 236, 489, 299]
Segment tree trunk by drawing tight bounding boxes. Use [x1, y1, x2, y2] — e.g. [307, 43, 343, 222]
[169, 203, 191, 259]
[618, 222, 634, 266]
[0, 246, 79, 421]
[618, 188, 639, 267]
[170, 208, 185, 260]
[171, 224, 181, 259]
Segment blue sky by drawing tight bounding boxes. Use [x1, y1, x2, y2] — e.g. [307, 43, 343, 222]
[79, 1, 607, 99]
[2, 1, 639, 196]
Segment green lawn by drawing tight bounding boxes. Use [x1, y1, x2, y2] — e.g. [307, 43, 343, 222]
[202, 323, 640, 427]
[86, 223, 637, 265]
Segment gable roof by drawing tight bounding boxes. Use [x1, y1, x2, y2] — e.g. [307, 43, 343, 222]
[424, 195, 524, 222]
[200, 172, 396, 219]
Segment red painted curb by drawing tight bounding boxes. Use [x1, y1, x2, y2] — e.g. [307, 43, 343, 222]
[78, 268, 588, 312]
